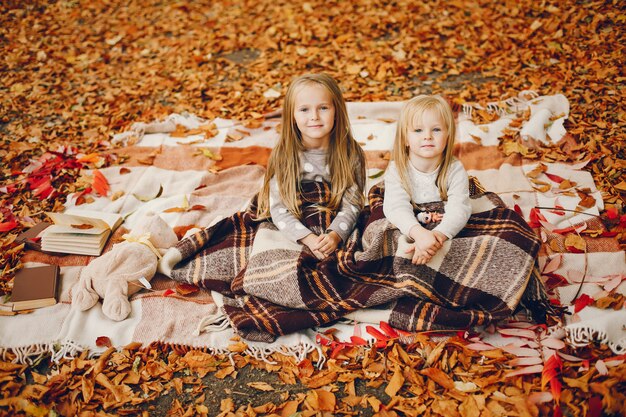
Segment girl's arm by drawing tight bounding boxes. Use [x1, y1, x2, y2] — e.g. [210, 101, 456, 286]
[382, 162, 420, 235]
[433, 161, 472, 239]
[269, 177, 313, 243]
[327, 184, 361, 242]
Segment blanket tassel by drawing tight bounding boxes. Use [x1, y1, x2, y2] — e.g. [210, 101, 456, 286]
[195, 311, 230, 336]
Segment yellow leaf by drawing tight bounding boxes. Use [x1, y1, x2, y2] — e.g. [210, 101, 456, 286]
[196, 148, 223, 160]
[564, 233, 586, 252]
[502, 141, 529, 156]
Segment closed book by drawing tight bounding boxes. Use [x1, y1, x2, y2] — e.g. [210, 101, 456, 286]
[15, 222, 51, 251]
[11, 265, 60, 311]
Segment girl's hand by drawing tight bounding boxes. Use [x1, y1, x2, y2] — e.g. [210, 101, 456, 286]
[433, 230, 448, 246]
[409, 247, 432, 265]
[314, 231, 342, 257]
[406, 225, 441, 265]
[300, 233, 326, 260]
[408, 225, 441, 255]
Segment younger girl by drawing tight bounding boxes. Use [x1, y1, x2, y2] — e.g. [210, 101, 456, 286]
[256, 73, 365, 259]
[383, 95, 471, 265]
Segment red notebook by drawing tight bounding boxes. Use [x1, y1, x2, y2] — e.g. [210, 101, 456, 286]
[11, 265, 60, 311]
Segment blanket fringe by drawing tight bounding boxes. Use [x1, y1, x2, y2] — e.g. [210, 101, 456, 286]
[566, 326, 626, 355]
[0, 340, 89, 365]
[195, 310, 230, 336]
[462, 90, 539, 118]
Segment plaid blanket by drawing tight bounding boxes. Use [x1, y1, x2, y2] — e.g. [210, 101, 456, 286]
[171, 177, 544, 342]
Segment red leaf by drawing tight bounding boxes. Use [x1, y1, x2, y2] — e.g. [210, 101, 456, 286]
[96, 336, 113, 348]
[162, 288, 175, 297]
[566, 245, 585, 254]
[528, 208, 547, 228]
[541, 353, 562, 391]
[550, 376, 562, 405]
[366, 326, 389, 348]
[329, 343, 346, 358]
[350, 336, 368, 346]
[549, 205, 565, 216]
[0, 220, 18, 232]
[605, 207, 618, 220]
[553, 405, 563, 417]
[366, 325, 389, 342]
[545, 172, 565, 183]
[543, 273, 568, 290]
[587, 396, 602, 417]
[379, 321, 399, 338]
[574, 294, 594, 313]
[549, 298, 562, 306]
[316, 334, 333, 347]
[513, 204, 523, 217]
[31, 178, 53, 199]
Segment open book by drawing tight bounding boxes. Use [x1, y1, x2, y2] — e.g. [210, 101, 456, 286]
[41, 209, 124, 256]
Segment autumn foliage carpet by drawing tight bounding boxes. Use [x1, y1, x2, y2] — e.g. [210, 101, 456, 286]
[1, 0, 625, 416]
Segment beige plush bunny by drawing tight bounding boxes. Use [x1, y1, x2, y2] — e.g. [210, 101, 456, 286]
[72, 212, 178, 321]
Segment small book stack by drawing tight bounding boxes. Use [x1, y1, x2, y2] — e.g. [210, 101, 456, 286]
[41, 209, 123, 256]
[11, 265, 60, 311]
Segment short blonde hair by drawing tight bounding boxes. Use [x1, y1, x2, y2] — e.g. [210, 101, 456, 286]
[391, 94, 456, 200]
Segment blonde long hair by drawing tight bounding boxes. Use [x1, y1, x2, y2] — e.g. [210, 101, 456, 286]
[392, 94, 456, 201]
[256, 73, 365, 220]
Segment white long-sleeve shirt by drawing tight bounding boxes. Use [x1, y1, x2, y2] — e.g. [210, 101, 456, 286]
[269, 149, 362, 243]
[383, 159, 471, 239]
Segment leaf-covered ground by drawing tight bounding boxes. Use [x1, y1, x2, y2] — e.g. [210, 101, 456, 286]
[1, 0, 625, 416]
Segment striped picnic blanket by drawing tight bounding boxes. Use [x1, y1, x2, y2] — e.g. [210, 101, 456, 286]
[167, 176, 547, 342]
[2, 94, 623, 364]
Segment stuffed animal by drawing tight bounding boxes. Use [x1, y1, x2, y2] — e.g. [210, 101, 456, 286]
[417, 211, 443, 225]
[72, 212, 178, 321]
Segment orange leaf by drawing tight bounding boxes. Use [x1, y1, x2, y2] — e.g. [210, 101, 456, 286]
[315, 389, 336, 411]
[384, 368, 405, 397]
[419, 367, 454, 390]
[71, 223, 94, 229]
[175, 283, 200, 296]
[163, 207, 187, 213]
[92, 169, 110, 197]
[541, 353, 562, 391]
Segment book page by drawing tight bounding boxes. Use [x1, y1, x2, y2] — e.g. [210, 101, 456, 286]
[46, 209, 123, 231]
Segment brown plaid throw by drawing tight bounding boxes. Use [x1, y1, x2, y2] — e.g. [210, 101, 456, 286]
[171, 179, 545, 342]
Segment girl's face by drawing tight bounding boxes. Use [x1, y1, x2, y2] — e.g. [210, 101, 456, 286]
[406, 107, 448, 171]
[293, 83, 335, 149]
